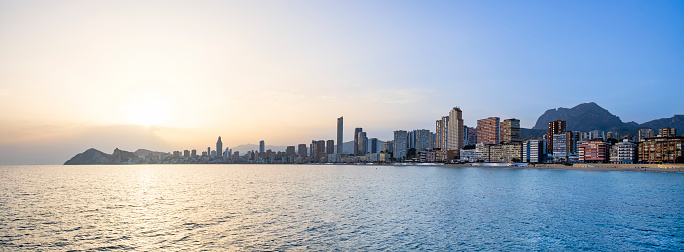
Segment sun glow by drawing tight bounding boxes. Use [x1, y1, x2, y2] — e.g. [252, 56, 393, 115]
[118, 92, 178, 127]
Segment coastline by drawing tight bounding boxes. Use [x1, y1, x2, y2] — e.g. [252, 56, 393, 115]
[444, 163, 684, 173]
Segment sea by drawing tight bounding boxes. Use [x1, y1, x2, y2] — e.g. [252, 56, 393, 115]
[1, 164, 682, 251]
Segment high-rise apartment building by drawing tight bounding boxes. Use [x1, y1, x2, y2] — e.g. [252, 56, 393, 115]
[393, 130, 408, 160]
[581, 130, 605, 141]
[216, 136, 223, 158]
[477, 117, 500, 144]
[638, 128, 654, 142]
[447, 108, 464, 151]
[312, 140, 326, 162]
[547, 120, 566, 155]
[354, 128, 363, 156]
[467, 126, 477, 146]
[500, 118, 520, 143]
[435, 116, 449, 150]
[259, 140, 265, 153]
[297, 144, 307, 157]
[326, 140, 335, 154]
[552, 133, 568, 161]
[659, 127, 677, 137]
[286, 146, 296, 156]
[566, 131, 580, 155]
[414, 129, 432, 151]
[369, 138, 378, 154]
[337, 117, 343, 154]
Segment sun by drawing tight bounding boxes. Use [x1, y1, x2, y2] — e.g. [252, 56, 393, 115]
[118, 92, 178, 127]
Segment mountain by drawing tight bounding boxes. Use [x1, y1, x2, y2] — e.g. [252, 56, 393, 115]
[640, 115, 684, 133]
[530, 102, 681, 136]
[64, 148, 139, 165]
[532, 102, 634, 131]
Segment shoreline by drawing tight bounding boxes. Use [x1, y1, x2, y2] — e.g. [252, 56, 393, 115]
[443, 164, 684, 173]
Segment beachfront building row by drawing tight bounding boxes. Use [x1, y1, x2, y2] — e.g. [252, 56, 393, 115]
[637, 136, 684, 163]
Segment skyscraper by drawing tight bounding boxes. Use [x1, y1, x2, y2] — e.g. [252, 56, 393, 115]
[413, 129, 432, 151]
[297, 144, 307, 157]
[326, 140, 335, 154]
[357, 131, 367, 156]
[435, 119, 443, 149]
[500, 118, 520, 143]
[393, 130, 408, 160]
[447, 107, 464, 151]
[548, 120, 566, 155]
[337, 117, 343, 154]
[354, 128, 363, 156]
[216, 136, 223, 158]
[259, 140, 265, 153]
[466, 126, 477, 146]
[477, 117, 499, 144]
[369, 138, 379, 154]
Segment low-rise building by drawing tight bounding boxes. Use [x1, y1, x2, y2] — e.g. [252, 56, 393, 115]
[482, 142, 522, 163]
[578, 138, 609, 163]
[610, 139, 637, 164]
[459, 149, 476, 162]
[522, 139, 546, 163]
[638, 136, 684, 163]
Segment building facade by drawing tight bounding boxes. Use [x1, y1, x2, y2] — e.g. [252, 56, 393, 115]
[522, 139, 546, 163]
[500, 118, 520, 143]
[216, 136, 223, 158]
[638, 136, 684, 163]
[610, 139, 636, 164]
[447, 107, 464, 152]
[477, 117, 500, 144]
[481, 142, 522, 163]
[297, 144, 307, 158]
[552, 133, 568, 162]
[659, 127, 678, 137]
[354, 128, 363, 156]
[547, 120, 566, 155]
[578, 138, 609, 163]
[638, 128, 654, 142]
[393, 130, 408, 160]
[326, 140, 335, 154]
[337, 117, 343, 154]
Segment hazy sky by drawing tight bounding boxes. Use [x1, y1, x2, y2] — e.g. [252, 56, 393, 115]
[1, 0, 683, 164]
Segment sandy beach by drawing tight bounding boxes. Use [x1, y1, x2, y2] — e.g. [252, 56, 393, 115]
[451, 163, 684, 173]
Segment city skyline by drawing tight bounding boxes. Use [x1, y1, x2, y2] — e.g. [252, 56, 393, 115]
[1, 1, 683, 164]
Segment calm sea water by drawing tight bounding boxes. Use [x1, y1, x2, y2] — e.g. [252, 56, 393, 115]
[0, 165, 682, 251]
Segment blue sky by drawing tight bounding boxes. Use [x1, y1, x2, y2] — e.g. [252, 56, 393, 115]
[0, 0, 682, 164]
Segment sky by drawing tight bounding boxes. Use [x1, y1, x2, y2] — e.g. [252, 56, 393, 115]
[1, 0, 683, 164]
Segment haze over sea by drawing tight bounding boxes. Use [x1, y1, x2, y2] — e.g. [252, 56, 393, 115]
[1, 165, 682, 250]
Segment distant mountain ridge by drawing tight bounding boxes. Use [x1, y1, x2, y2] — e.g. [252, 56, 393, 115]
[64, 148, 140, 165]
[530, 102, 682, 136]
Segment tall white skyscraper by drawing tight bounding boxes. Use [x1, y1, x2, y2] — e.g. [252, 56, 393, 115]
[447, 107, 464, 152]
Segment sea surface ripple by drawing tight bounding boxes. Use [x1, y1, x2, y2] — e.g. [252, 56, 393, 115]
[0, 165, 682, 250]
